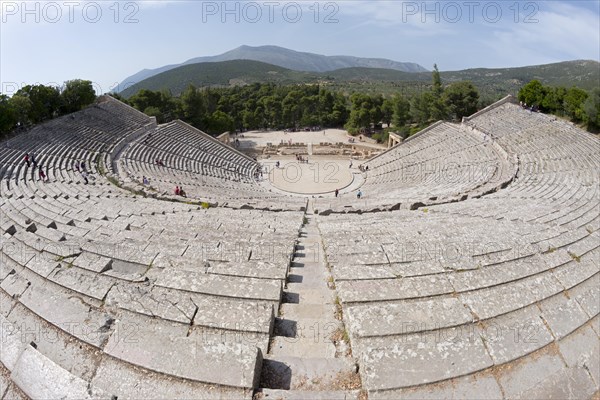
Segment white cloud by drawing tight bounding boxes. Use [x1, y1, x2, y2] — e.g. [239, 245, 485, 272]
[488, 1, 600, 64]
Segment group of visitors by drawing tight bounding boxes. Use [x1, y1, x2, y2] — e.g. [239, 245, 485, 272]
[23, 152, 38, 168]
[296, 154, 308, 163]
[72, 160, 94, 184]
[174, 185, 187, 197]
[333, 188, 364, 198]
[23, 152, 48, 182]
[519, 101, 539, 112]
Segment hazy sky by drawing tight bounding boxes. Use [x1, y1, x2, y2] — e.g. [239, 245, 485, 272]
[1, 0, 599, 95]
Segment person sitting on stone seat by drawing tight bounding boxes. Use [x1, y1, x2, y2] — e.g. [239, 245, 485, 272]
[38, 167, 46, 182]
[175, 186, 180, 196]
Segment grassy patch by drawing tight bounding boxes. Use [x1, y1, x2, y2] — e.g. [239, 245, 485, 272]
[96, 154, 106, 176]
[543, 246, 557, 254]
[106, 176, 122, 188]
[334, 295, 343, 320]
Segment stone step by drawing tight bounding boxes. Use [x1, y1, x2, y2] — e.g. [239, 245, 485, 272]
[260, 356, 359, 391]
[104, 311, 263, 389]
[10, 346, 108, 399]
[91, 355, 252, 400]
[270, 336, 336, 358]
[280, 303, 337, 320]
[287, 267, 329, 286]
[260, 389, 361, 400]
[273, 316, 342, 341]
[284, 284, 336, 305]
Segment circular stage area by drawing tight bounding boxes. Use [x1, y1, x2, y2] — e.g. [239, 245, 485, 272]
[263, 157, 354, 195]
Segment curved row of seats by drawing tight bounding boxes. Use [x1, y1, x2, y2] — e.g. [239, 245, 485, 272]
[317, 97, 599, 398]
[0, 97, 305, 398]
[314, 120, 517, 213]
[117, 119, 307, 209]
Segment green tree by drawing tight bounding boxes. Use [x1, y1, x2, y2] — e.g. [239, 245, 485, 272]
[541, 86, 567, 114]
[564, 87, 588, 122]
[0, 95, 17, 135]
[443, 81, 480, 120]
[381, 98, 394, 127]
[60, 79, 96, 114]
[8, 95, 33, 128]
[429, 64, 447, 120]
[518, 80, 545, 107]
[15, 84, 61, 124]
[206, 110, 234, 135]
[143, 106, 162, 120]
[411, 92, 432, 125]
[391, 94, 411, 128]
[432, 64, 443, 98]
[583, 88, 600, 131]
[180, 84, 206, 128]
[345, 93, 375, 134]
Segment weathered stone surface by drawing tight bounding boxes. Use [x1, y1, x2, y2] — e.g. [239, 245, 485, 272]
[11, 346, 107, 399]
[82, 239, 157, 265]
[480, 304, 553, 364]
[447, 256, 548, 292]
[0, 314, 27, 371]
[72, 252, 112, 273]
[552, 250, 599, 290]
[337, 275, 453, 304]
[24, 255, 60, 278]
[330, 264, 396, 281]
[148, 268, 282, 302]
[92, 355, 248, 400]
[356, 325, 493, 390]
[558, 325, 600, 386]
[539, 292, 589, 338]
[261, 389, 360, 400]
[370, 371, 503, 400]
[460, 272, 562, 320]
[0, 272, 30, 299]
[261, 354, 358, 391]
[104, 312, 262, 389]
[496, 350, 564, 398]
[46, 263, 114, 301]
[569, 273, 599, 317]
[18, 281, 113, 348]
[345, 296, 472, 337]
[0, 364, 28, 400]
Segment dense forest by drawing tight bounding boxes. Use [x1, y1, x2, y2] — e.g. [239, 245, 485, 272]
[114, 65, 482, 143]
[1, 70, 598, 143]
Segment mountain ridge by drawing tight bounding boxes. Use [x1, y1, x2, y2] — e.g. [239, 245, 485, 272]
[118, 58, 600, 100]
[117, 45, 428, 91]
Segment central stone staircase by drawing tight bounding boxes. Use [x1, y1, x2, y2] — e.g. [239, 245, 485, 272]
[257, 205, 362, 399]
